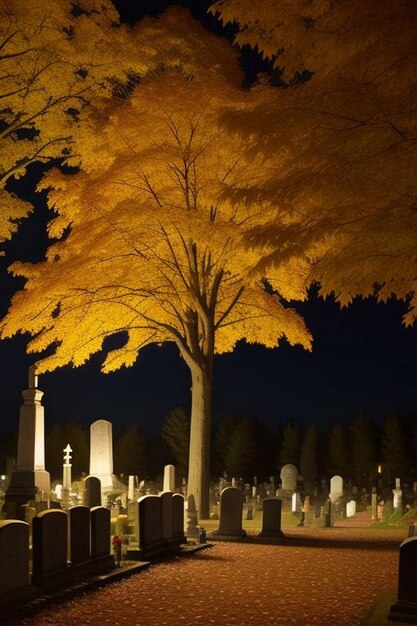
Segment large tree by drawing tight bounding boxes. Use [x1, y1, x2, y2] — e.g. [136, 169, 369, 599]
[0, 0, 128, 245]
[299, 424, 318, 493]
[161, 407, 190, 476]
[380, 413, 407, 484]
[0, 3, 230, 248]
[0, 21, 312, 517]
[210, 0, 417, 325]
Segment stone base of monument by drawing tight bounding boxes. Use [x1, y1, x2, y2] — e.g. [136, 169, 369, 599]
[5, 471, 40, 520]
[93, 554, 116, 574]
[69, 559, 97, 579]
[31, 566, 72, 592]
[258, 530, 284, 539]
[210, 529, 247, 540]
[388, 600, 417, 623]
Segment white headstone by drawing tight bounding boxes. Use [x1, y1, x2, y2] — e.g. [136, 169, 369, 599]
[330, 475, 343, 503]
[395, 477, 401, 490]
[346, 500, 356, 517]
[128, 475, 136, 501]
[89, 420, 114, 491]
[163, 465, 175, 492]
[291, 492, 301, 512]
[280, 464, 298, 491]
[393, 488, 403, 510]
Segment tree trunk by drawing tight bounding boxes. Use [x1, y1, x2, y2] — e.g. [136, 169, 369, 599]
[186, 357, 212, 519]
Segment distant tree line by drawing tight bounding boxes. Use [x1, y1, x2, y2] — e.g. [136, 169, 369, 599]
[0, 410, 416, 488]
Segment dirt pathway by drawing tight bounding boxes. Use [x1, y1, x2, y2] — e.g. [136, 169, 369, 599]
[15, 528, 403, 626]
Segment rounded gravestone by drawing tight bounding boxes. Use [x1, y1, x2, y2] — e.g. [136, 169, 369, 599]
[280, 464, 298, 491]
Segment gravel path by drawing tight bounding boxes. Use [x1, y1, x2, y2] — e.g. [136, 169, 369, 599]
[16, 528, 403, 626]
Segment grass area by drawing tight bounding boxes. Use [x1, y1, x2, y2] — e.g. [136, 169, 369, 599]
[360, 592, 396, 626]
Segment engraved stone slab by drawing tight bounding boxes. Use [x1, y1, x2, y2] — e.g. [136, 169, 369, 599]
[0, 520, 30, 593]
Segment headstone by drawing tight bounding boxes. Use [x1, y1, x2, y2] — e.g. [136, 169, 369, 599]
[5, 369, 50, 519]
[393, 488, 403, 510]
[85, 476, 101, 508]
[62, 444, 72, 490]
[69, 505, 90, 565]
[352, 485, 358, 496]
[291, 492, 301, 513]
[371, 493, 378, 520]
[330, 475, 343, 503]
[259, 498, 283, 538]
[91, 506, 111, 558]
[395, 477, 401, 490]
[388, 537, 417, 622]
[0, 520, 30, 594]
[163, 465, 175, 492]
[280, 465, 298, 492]
[186, 494, 199, 538]
[213, 487, 246, 538]
[89, 420, 114, 491]
[377, 500, 385, 521]
[128, 475, 136, 501]
[161, 491, 173, 544]
[172, 493, 186, 546]
[346, 500, 356, 518]
[32, 509, 68, 583]
[138, 495, 164, 557]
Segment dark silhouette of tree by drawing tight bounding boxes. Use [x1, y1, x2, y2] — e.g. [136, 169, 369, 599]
[279, 422, 301, 468]
[380, 413, 407, 485]
[114, 425, 147, 477]
[46, 421, 88, 481]
[350, 413, 375, 487]
[224, 416, 259, 481]
[161, 407, 190, 475]
[327, 423, 348, 478]
[300, 424, 318, 493]
[212, 414, 239, 477]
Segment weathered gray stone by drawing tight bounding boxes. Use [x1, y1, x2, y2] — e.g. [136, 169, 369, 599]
[0, 520, 30, 594]
[138, 495, 164, 557]
[259, 498, 283, 538]
[32, 509, 68, 581]
[389, 537, 417, 623]
[89, 420, 113, 491]
[172, 493, 185, 545]
[280, 464, 298, 491]
[5, 371, 50, 519]
[330, 475, 343, 503]
[91, 506, 110, 558]
[214, 487, 246, 538]
[85, 475, 101, 508]
[161, 491, 173, 543]
[163, 465, 175, 492]
[69, 505, 90, 565]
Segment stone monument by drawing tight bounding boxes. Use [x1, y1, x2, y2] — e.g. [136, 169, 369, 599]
[5, 367, 50, 519]
[330, 475, 343, 503]
[89, 419, 114, 492]
[163, 464, 175, 492]
[280, 464, 298, 492]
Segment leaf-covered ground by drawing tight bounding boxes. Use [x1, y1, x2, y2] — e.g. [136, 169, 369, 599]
[17, 528, 403, 626]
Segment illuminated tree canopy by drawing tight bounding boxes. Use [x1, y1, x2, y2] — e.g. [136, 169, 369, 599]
[0, 1, 237, 248]
[0, 23, 312, 515]
[211, 0, 417, 324]
[2, 0, 417, 514]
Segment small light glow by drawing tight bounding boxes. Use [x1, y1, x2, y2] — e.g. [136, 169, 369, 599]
[377, 464, 383, 474]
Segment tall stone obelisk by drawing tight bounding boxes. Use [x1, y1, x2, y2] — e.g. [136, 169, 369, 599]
[5, 366, 51, 519]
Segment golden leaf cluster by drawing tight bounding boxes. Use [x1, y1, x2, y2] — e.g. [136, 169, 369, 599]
[1, 35, 312, 374]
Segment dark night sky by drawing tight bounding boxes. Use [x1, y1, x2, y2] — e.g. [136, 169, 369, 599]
[0, 0, 416, 439]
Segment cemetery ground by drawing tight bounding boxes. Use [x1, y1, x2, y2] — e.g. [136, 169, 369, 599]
[8, 524, 406, 626]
